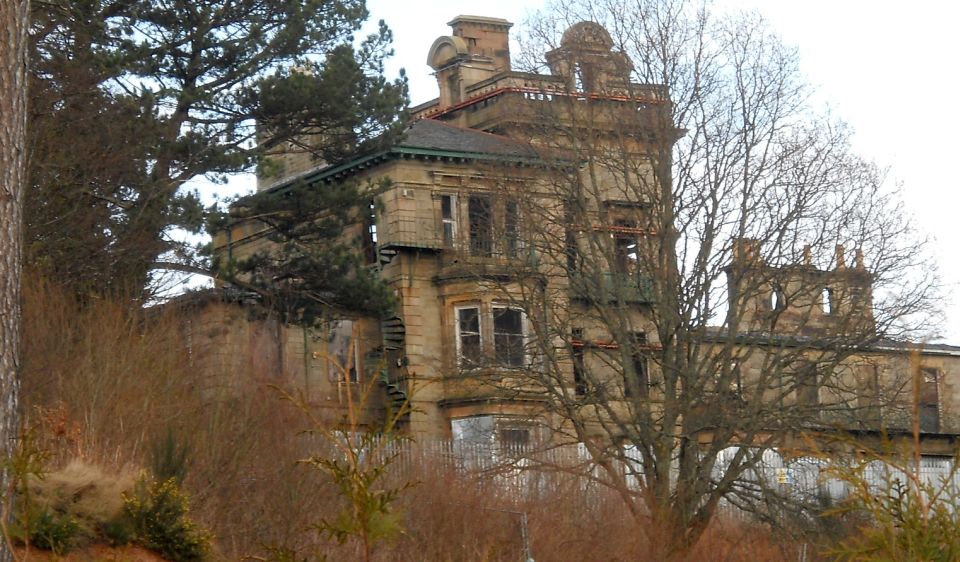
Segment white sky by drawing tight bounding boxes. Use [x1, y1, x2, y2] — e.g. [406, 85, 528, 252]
[216, 0, 960, 341]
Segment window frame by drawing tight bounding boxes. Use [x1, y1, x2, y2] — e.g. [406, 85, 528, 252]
[441, 194, 457, 248]
[468, 194, 494, 257]
[492, 304, 528, 368]
[455, 304, 482, 369]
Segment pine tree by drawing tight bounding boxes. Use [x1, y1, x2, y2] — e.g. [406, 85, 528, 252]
[26, 0, 407, 299]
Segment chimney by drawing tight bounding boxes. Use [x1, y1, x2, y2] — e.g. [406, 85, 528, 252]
[835, 245, 846, 269]
[854, 248, 865, 269]
[448, 16, 512, 72]
[734, 238, 762, 265]
[427, 16, 512, 109]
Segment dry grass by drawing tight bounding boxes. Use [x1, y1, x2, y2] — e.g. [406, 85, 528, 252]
[26, 460, 135, 531]
[21, 276, 817, 561]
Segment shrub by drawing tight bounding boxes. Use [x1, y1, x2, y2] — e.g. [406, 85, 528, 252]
[123, 475, 212, 562]
[13, 506, 81, 554]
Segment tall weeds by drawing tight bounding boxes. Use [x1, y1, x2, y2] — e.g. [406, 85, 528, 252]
[20, 275, 807, 560]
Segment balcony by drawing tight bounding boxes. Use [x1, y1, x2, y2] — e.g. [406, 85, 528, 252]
[569, 272, 655, 304]
[378, 215, 443, 251]
[436, 238, 539, 282]
[440, 367, 545, 408]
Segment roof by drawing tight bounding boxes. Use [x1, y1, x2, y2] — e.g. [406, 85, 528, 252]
[255, 119, 560, 196]
[398, 119, 540, 159]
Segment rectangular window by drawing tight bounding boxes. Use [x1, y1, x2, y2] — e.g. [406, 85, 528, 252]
[613, 219, 638, 274]
[362, 200, 378, 264]
[457, 306, 481, 368]
[920, 367, 940, 432]
[505, 199, 521, 258]
[469, 195, 493, 257]
[625, 332, 648, 398]
[796, 362, 819, 407]
[572, 328, 587, 396]
[564, 201, 582, 273]
[822, 287, 835, 315]
[441, 194, 457, 247]
[493, 306, 525, 367]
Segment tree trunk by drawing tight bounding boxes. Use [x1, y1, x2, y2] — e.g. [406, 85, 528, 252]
[0, 0, 27, 559]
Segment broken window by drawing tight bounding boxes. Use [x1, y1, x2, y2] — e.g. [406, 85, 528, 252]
[455, 305, 528, 368]
[613, 219, 639, 275]
[456, 306, 482, 368]
[441, 194, 457, 247]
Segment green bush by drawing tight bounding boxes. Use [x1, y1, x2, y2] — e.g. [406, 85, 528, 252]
[123, 475, 212, 562]
[825, 461, 960, 561]
[13, 505, 81, 554]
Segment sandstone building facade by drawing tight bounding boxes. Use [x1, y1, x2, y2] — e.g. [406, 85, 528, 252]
[208, 16, 960, 456]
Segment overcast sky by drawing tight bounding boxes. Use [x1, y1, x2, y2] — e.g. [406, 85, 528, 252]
[221, 1, 960, 341]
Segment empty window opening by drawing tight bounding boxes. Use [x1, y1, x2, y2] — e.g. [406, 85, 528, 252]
[822, 287, 834, 315]
[363, 200, 377, 264]
[572, 328, 587, 396]
[493, 306, 526, 367]
[771, 284, 787, 311]
[505, 199, 521, 258]
[574, 63, 585, 92]
[564, 202, 581, 272]
[469, 195, 493, 257]
[614, 220, 639, 274]
[796, 363, 819, 407]
[626, 332, 649, 398]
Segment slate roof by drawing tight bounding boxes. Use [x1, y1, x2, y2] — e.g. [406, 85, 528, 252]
[398, 119, 541, 159]
[252, 118, 563, 196]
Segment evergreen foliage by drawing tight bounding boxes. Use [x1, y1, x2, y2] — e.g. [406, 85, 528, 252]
[26, 0, 408, 299]
[216, 177, 396, 323]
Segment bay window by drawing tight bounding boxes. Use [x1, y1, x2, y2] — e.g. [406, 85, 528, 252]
[455, 303, 528, 368]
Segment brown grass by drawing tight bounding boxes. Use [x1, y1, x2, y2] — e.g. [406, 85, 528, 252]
[20, 276, 816, 561]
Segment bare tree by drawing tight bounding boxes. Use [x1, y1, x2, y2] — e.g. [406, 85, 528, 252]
[461, 1, 938, 557]
[0, 0, 27, 558]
